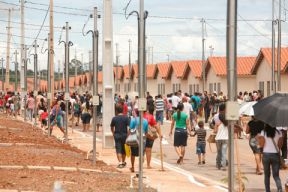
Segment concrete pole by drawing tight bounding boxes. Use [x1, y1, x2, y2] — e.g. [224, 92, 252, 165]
[201, 18, 206, 93]
[33, 40, 39, 126]
[227, 0, 237, 191]
[14, 51, 18, 92]
[0, 58, 4, 91]
[92, 7, 99, 165]
[102, 0, 114, 148]
[138, 0, 146, 190]
[115, 43, 119, 93]
[64, 22, 71, 141]
[272, 0, 276, 93]
[5, 9, 11, 87]
[49, 0, 55, 98]
[128, 39, 131, 92]
[277, 0, 281, 91]
[47, 33, 52, 136]
[20, 0, 25, 95]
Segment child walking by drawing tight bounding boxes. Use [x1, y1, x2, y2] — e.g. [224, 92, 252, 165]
[191, 121, 207, 165]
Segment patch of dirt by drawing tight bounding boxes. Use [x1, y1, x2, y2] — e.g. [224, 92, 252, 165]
[0, 115, 156, 192]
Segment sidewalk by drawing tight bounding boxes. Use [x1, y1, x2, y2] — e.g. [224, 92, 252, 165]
[20, 116, 227, 192]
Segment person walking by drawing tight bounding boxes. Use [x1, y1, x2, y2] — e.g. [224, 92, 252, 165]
[110, 104, 130, 168]
[191, 120, 207, 165]
[246, 116, 265, 175]
[169, 102, 192, 164]
[257, 124, 283, 192]
[129, 110, 148, 173]
[81, 100, 92, 132]
[214, 113, 228, 170]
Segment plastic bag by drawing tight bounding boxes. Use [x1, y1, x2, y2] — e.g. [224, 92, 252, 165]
[124, 144, 131, 157]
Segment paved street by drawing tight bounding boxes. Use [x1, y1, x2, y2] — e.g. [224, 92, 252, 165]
[21, 116, 288, 192]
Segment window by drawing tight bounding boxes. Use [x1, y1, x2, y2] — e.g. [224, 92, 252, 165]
[259, 81, 264, 96]
[189, 84, 192, 95]
[209, 83, 213, 94]
[267, 81, 270, 97]
[217, 83, 221, 94]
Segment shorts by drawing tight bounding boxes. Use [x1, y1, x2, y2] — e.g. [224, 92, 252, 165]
[155, 111, 164, 124]
[114, 134, 127, 154]
[196, 142, 206, 154]
[130, 140, 146, 156]
[81, 113, 91, 124]
[145, 138, 154, 148]
[174, 128, 188, 147]
[249, 137, 263, 154]
[42, 119, 47, 126]
[51, 115, 63, 128]
[74, 110, 81, 117]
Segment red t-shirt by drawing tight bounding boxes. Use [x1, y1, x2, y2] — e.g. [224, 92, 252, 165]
[143, 112, 157, 126]
[123, 103, 128, 115]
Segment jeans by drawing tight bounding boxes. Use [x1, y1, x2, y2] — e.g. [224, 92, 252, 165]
[262, 153, 282, 192]
[216, 139, 228, 168]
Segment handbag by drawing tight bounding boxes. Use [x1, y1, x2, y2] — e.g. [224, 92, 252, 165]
[147, 126, 158, 140]
[125, 129, 139, 147]
[207, 134, 216, 143]
[271, 137, 286, 169]
[207, 133, 216, 152]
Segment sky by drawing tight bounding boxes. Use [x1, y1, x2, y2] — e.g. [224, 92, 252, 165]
[0, 0, 286, 72]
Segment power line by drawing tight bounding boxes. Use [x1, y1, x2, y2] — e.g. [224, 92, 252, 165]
[0, 18, 62, 28]
[0, 0, 89, 17]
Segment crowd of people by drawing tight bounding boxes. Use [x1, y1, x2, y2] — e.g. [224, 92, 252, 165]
[0, 88, 286, 191]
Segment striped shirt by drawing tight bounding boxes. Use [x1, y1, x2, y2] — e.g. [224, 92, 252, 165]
[195, 128, 207, 145]
[155, 98, 164, 111]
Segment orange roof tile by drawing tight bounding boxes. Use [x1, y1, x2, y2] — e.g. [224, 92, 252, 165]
[252, 47, 288, 74]
[122, 65, 131, 79]
[132, 64, 138, 78]
[171, 61, 189, 79]
[156, 62, 172, 79]
[188, 60, 203, 78]
[207, 56, 255, 76]
[113, 66, 124, 80]
[146, 64, 157, 79]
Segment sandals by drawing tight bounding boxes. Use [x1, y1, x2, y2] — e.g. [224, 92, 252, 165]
[177, 156, 183, 164]
[130, 167, 135, 172]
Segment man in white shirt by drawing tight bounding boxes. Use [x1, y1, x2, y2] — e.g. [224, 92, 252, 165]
[171, 92, 181, 111]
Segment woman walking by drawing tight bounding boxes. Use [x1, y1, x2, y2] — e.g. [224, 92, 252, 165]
[169, 103, 191, 164]
[257, 124, 283, 192]
[246, 117, 265, 175]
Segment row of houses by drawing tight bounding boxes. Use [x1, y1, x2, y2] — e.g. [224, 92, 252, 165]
[2, 47, 288, 98]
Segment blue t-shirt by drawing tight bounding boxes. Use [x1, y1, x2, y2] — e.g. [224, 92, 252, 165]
[129, 117, 148, 134]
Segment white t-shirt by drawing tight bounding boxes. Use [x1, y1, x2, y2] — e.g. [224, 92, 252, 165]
[171, 95, 181, 108]
[261, 130, 282, 153]
[183, 102, 193, 117]
[215, 123, 228, 140]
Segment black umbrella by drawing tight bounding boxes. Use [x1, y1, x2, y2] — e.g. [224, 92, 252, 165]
[253, 92, 288, 127]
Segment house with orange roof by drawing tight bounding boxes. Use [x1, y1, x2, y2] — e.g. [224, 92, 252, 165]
[146, 64, 158, 95]
[205, 56, 256, 96]
[155, 62, 172, 96]
[113, 66, 124, 94]
[187, 60, 203, 94]
[131, 64, 138, 94]
[121, 65, 132, 94]
[251, 47, 288, 97]
[170, 61, 190, 94]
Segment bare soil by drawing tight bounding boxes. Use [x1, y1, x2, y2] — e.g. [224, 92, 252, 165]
[0, 114, 156, 192]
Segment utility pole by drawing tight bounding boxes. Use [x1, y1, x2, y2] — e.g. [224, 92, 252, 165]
[89, 50, 92, 90]
[33, 40, 39, 126]
[58, 60, 60, 81]
[272, 0, 276, 93]
[201, 18, 206, 93]
[20, 0, 25, 97]
[227, 0, 237, 191]
[102, 0, 114, 148]
[209, 45, 214, 57]
[92, 7, 99, 165]
[5, 9, 12, 88]
[47, 33, 52, 136]
[14, 50, 19, 92]
[128, 39, 131, 92]
[49, 0, 55, 98]
[0, 58, 4, 91]
[60, 22, 72, 142]
[277, 0, 281, 91]
[23, 45, 28, 121]
[115, 43, 119, 93]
